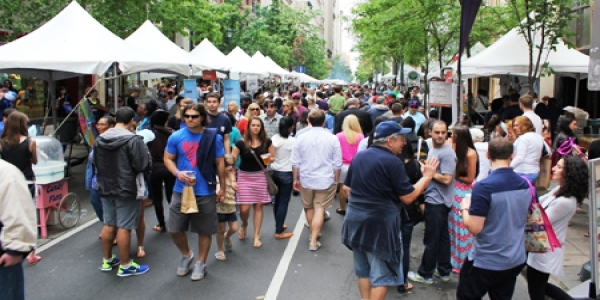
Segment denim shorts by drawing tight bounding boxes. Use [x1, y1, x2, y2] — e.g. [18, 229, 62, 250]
[218, 212, 237, 223]
[353, 249, 404, 287]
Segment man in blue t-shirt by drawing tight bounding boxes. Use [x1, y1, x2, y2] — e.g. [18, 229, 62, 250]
[457, 138, 530, 299]
[204, 92, 232, 154]
[0, 87, 12, 122]
[164, 103, 226, 282]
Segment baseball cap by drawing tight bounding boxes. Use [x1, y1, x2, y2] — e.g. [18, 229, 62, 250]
[292, 92, 301, 99]
[408, 100, 420, 107]
[374, 121, 411, 139]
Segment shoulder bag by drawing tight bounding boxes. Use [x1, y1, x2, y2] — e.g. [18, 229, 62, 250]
[522, 176, 561, 253]
[250, 149, 278, 196]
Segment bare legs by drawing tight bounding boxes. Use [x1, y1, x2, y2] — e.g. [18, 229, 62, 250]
[239, 204, 264, 247]
[136, 202, 146, 257]
[338, 183, 348, 211]
[101, 225, 132, 265]
[216, 221, 238, 258]
[357, 278, 388, 300]
[305, 207, 324, 245]
[171, 232, 212, 263]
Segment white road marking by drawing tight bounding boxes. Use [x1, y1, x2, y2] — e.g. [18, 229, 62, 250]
[264, 210, 306, 300]
[36, 218, 99, 254]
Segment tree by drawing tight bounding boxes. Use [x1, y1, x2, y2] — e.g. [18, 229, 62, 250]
[0, 0, 70, 42]
[505, 0, 583, 92]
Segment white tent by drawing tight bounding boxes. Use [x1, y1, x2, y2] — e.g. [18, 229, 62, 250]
[190, 38, 229, 72]
[0, 1, 175, 80]
[290, 71, 319, 83]
[125, 20, 211, 76]
[227, 46, 269, 78]
[462, 27, 589, 78]
[264, 56, 291, 77]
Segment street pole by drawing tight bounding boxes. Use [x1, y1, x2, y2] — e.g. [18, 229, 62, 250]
[400, 59, 405, 91]
[226, 28, 233, 53]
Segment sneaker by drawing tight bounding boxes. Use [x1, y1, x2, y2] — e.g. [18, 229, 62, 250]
[191, 262, 207, 281]
[434, 270, 451, 282]
[117, 261, 149, 277]
[177, 253, 195, 276]
[407, 271, 433, 284]
[99, 255, 120, 271]
[324, 211, 331, 221]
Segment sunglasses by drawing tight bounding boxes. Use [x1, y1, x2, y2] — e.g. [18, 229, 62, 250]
[292, 97, 300, 100]
[250, 108, 260, 111]
[183, 114, 200, 119]
[409, 106, 418, 108]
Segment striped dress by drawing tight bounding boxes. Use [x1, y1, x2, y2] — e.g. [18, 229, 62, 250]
[449, 180, 474, 274]
[236, 170, 271, 204]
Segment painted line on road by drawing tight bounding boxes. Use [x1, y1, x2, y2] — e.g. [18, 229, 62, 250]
[36, 218, 99, 254]
[264, 209, 306, 300]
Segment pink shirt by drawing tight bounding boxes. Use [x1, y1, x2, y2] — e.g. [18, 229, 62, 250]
[336, 132, 364, 165]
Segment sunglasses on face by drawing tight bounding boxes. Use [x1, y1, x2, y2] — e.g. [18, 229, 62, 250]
[409, 106, 418, 109]
[184, 114, 200, 119]
[250, 108, 260, 111]
[292, 97, 300, 100]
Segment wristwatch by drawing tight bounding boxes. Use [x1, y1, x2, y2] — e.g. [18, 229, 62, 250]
[460, 208, 469, 214]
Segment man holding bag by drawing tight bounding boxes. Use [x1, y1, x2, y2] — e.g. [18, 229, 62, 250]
[164, 103, 226, 281]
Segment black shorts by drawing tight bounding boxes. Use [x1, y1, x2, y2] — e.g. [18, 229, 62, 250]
[218, 213, 237, 223]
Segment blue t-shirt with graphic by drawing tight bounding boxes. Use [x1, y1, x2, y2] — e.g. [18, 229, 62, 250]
[166, 128, 225, 196]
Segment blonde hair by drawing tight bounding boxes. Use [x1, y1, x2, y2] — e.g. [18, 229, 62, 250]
[228, 101, 239, 113]
[342, 115, 362, 145]
[176, 98, 195, 118]
[283, 100, 297, 114]
[245, 103, 261, 118]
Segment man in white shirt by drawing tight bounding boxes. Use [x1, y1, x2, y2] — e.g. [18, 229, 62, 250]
[292, 109, 342, 251]
[520, 94, 543, 135]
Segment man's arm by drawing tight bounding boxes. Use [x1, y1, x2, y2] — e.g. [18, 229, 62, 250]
[223, 133, 231, 155]
[292, 167, 301, 191]
[461, 212, 485, 235]
[433, 173, 454, 185]
[215, 157, 226, 202]
[399, 157, 439, 204]
[164, 150, 190, 183]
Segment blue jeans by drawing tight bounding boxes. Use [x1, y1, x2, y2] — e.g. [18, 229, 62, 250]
[418, 203, 451, 278]
[272, 171, 293, 234]
[353, 249, 404, 287]
[89, 188, 103, 222]
[0, 262, 25, 300]
[401, 221, 416, 283]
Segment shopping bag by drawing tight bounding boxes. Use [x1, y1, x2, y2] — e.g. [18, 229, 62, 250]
[180, 186, 199, 214]
[535, 157, 551, 190]
[521, 176, 561, 253]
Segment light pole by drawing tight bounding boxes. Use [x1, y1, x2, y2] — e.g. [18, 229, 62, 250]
[226, 28, 233, 53]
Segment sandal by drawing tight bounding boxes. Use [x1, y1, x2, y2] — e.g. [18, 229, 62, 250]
[239, 226, 247, 240]
[152, 225, 166, 233]
[214, 252, 227, 261]
[253, 237, 262, 248]
[137, 246, 146, 258]
[27, 255, 42, 265]
[336, 208, 346, 216]
[224, 236, 233, 252]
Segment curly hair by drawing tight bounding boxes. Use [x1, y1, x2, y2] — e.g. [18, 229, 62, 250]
[555, 155, 589, 203]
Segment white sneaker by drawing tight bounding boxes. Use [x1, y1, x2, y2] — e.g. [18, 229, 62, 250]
[176, 253, 194, 276]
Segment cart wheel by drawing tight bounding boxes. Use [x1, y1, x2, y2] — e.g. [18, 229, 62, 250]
[58, 193, 80, 228]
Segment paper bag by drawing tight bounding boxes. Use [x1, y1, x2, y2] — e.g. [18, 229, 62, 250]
[180, 186, 199, 214]
[535, 157, 551, 191]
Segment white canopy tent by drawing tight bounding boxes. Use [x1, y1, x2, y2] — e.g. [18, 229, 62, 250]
[0, 1, 176, 80]
[125, 20, 209, 76]
[264, 56, 291, 77]
[190, 38, 230, 72]
[290, 71, 319, 83]
[251, 51, 290, 78]
[227, 46, 269, 78]
[461, 27, 589, 78]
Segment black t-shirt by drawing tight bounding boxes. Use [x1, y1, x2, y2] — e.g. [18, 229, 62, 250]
[235, 139, 272, 172]
[501, 104, 523, 121]
[206, 112, 232, 137]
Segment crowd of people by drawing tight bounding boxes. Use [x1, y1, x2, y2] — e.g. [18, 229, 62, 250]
[0, 81, 597, 300]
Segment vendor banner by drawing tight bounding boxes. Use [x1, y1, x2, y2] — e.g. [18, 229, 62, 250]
[223, 80, 240, 111]
[183, 79, 199, 102]
[202, 70, 217, 81]
[246, 75, 258, 94]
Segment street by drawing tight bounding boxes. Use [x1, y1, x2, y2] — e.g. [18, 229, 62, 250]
[24, 173, 530, 300]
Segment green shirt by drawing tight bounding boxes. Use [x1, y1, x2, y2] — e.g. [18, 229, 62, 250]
[328, 95, 346, 114]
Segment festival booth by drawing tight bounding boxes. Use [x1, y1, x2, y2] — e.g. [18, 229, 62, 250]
[227, 46, 270, 78]
[190, 38, 231, 75]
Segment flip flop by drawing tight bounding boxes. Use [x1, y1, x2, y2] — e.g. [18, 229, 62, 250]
[253, 238, 262, 248]
[152, 225, 166, 232]
[239, 226, 247, 240]
[224, 235, 233, 252]
[214, 252, 227, 261]
[27, 255, 42, 265]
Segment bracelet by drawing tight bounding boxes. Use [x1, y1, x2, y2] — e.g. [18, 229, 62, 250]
[460, 208, 470, 214]
[175, 171, 180, 177]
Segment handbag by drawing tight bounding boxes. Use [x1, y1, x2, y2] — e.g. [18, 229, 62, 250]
[521, 176, 561, 253]
[250, 150, 279, 196]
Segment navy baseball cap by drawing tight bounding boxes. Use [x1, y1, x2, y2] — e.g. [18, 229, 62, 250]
[374, 121, 412, 139]
[408, 100, 421, 107]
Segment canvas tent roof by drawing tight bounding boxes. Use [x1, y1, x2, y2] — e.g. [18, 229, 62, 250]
[461, 27, 589, 78]
[0, 1, 177, 80]
[264, 56, 291, 77]
[125, 20, 211, 76]
[227, 46, 269, 78]
[290, 71, 319, 83]
[190, 38, 229, 72]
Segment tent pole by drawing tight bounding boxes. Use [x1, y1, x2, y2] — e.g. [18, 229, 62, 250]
[574, 73, 581, 108]
[49, 72, 58, 134]
[113, 63, 119, 113]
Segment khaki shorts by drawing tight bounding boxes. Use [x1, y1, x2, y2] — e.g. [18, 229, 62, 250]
[301, 184, 337, 209]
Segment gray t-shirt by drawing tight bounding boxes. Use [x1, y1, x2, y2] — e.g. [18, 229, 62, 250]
[424, 144, 457, 207]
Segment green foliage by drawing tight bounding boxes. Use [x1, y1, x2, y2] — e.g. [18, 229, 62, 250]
[0, 0, 70, 41]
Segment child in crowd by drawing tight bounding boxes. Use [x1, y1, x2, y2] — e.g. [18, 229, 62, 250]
[215, 154, 239, 261]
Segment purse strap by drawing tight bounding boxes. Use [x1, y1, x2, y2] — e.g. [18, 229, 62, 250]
[249, 149, 268, 173]
[520, 176, 537, 206]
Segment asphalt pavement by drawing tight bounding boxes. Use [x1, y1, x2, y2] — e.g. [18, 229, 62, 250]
[25, 160, 531, 300]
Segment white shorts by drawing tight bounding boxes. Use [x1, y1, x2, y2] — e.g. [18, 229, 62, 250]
[339, 164, 350, 185]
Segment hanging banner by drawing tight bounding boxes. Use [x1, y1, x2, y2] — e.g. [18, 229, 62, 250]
[183, 79, 199, 102]
[223, 80, 241, 111]
[202, 70, 218, 81]
[246, 75, 258, 93]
